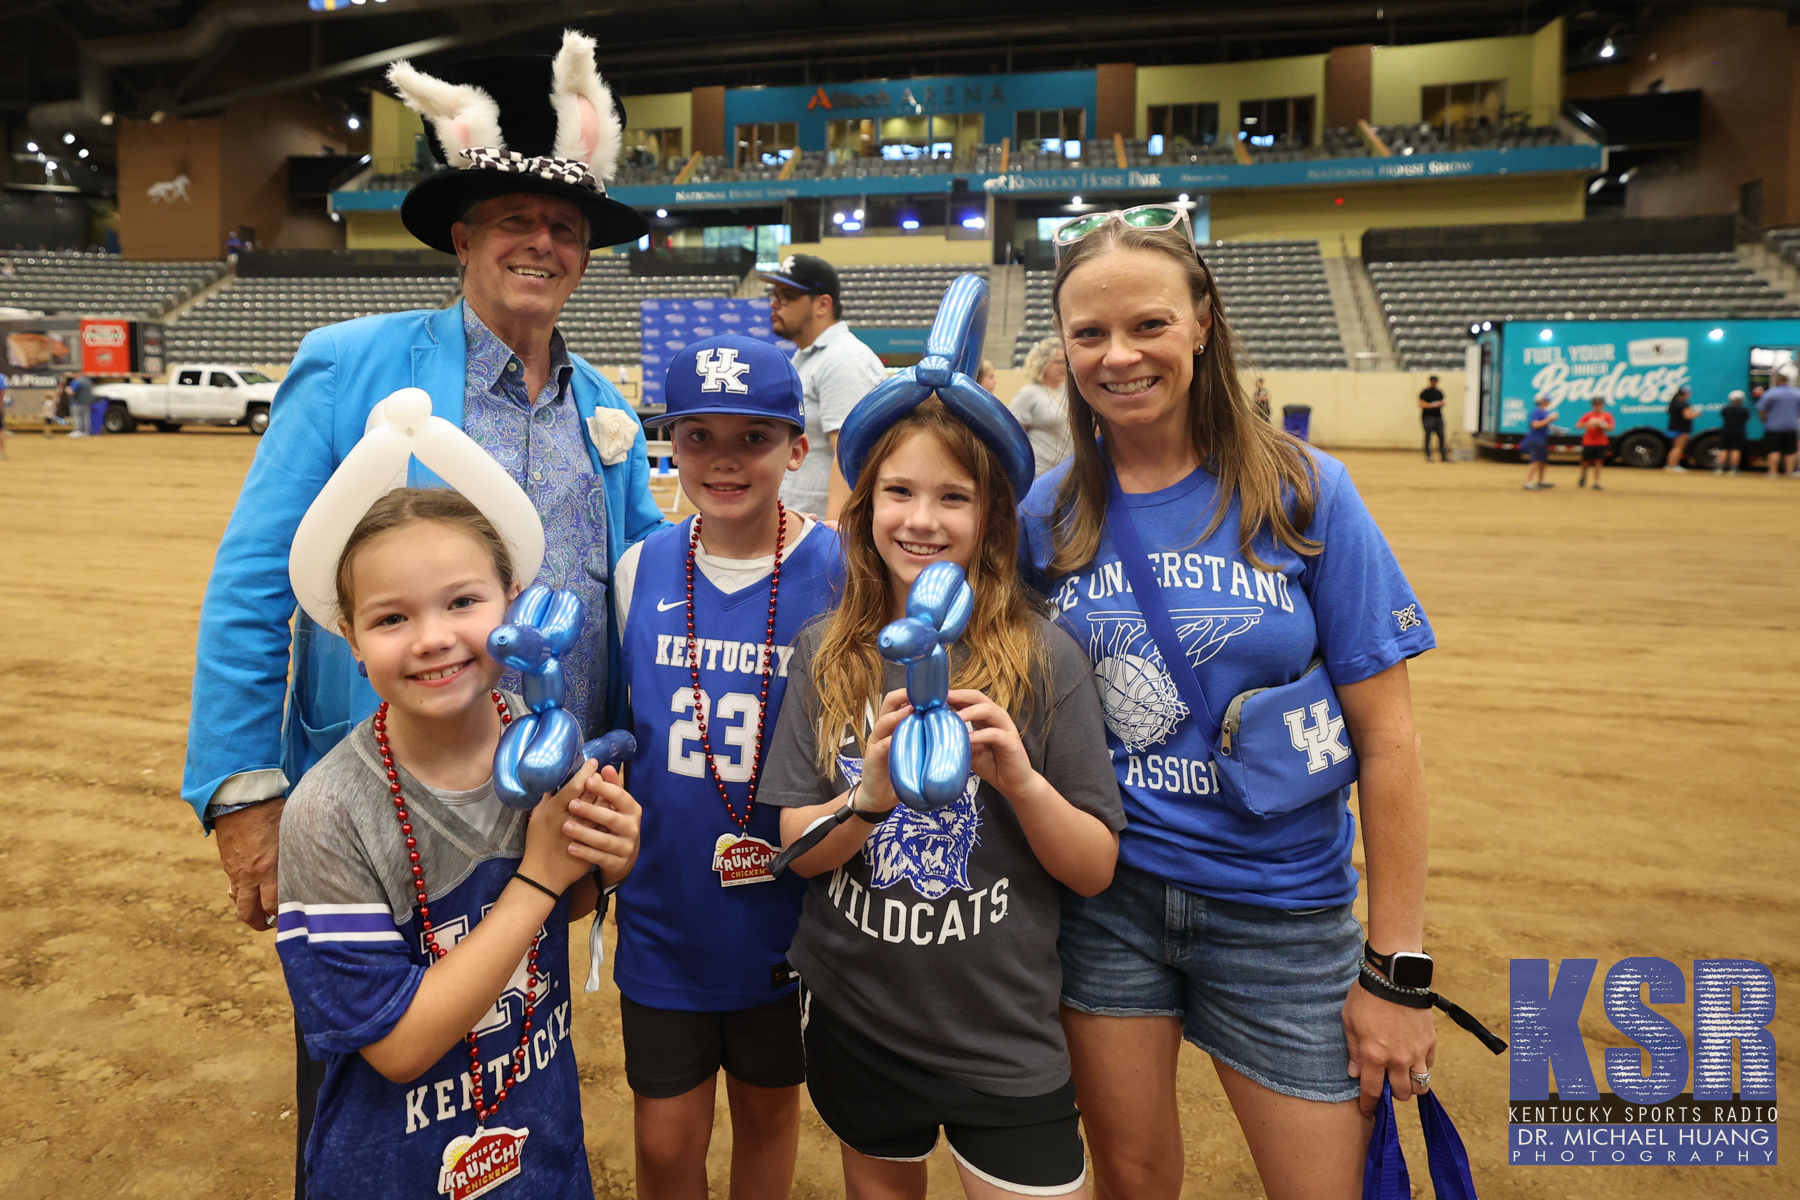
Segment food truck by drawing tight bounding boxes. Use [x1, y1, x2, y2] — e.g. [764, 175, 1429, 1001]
[1468, 319, 1800, 467]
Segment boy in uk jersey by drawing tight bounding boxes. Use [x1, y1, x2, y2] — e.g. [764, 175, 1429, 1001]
[612, 334, 841, 1198]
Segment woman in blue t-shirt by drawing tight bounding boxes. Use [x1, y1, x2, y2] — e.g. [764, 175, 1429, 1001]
[1018, 208, 1439, 1199]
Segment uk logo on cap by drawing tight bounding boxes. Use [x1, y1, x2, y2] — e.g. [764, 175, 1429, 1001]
[696, 348, 751, 394]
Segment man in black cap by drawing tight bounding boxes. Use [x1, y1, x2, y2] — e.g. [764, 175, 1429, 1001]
[761, 252, 887, 517]
[180, 32, 664, 1196]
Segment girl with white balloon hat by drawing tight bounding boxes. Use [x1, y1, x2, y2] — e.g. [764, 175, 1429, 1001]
[276, 389, 642, 1200]
[758, 275, 1123, 1200]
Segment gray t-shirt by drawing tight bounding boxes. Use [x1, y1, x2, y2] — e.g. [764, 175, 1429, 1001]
[761, 616, 1125, 1096]
[780, 321, 888, 515]
[1008, 382, 1071, 477]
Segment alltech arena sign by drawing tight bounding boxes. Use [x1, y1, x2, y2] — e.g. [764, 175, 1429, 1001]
[1508, 958, 1777, 1166]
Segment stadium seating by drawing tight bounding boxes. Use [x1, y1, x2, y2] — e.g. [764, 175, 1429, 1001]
[836, 263, 991, 329]
[555, 254, 741, 367]
[0, 252, 223, 319]
[1013, 240, 1346, 371]
[1369, 252, 1800, 371]
[163, 276, 459, 364]
[1767, 226, 1800, 273]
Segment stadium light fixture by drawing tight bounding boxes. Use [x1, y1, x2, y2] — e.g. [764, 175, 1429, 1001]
[359, 154, 371, 164]
[347, 116, 361, 131]
[24, 141, 36, 152]
[1071, 195, 1083, 205]
[1176, 193, 1189, 203]
[78, 148, 89, 158]
[1709, 328, 1725, 341]
[100, 112, 115, 126]
[1588, 177, 1607, 195]
[901, 218, 921, 230]
[655, 208, 668, 218]
[1482, 321, 1492, 331]
[62, 133, 75, 145]
[1599, 38, 1616, 58]
[961, 216, 986, 229]
[1539, 328, 1554, 340]
[853, 208, 864, 220]
[44, 160, 57, 171]
[843, 220, 863, 232]
[832, 212, 846, 225]
[1470, 324, 1481, 335]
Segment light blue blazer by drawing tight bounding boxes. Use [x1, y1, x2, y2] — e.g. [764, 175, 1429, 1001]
[179, 302, 666, 824]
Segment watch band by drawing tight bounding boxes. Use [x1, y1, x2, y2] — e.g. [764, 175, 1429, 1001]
[1358, 961, 1433, 1009]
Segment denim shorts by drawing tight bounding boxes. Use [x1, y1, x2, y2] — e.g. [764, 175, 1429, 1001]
[1058, 863, 1363, 1103]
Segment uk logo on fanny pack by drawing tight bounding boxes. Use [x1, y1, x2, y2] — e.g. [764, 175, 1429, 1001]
[1507, 958, 1777, 1166]
[1283, 701, 1349, 774]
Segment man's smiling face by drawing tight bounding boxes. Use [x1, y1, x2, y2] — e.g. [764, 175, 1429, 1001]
[452, 193, 590, 329]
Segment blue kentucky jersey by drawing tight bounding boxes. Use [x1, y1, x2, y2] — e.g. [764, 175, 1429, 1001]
[277, 855, 589, 1200]
[615, 519, 840, 1010]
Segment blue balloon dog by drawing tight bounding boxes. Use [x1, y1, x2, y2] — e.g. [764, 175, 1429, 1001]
[879, 561, 975, 812]
[835, 273, 1035, 502]
[488, 584, 636, 809]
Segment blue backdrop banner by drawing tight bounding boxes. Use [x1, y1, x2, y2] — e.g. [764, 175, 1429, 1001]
[639, 298, 796, 408]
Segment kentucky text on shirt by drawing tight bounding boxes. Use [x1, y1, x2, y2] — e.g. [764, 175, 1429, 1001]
[403, 1000, 573, 1135]
[653, 635, 799, 676]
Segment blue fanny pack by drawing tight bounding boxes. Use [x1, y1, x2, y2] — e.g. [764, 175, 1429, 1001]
[1104, 464, 1358, 819]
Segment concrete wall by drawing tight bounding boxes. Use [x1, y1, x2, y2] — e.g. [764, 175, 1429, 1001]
[1620, 8, 1800, 228]
[345, 211, 430, 251]
[623, 92, 693, 161]
[1251, 370, 1460, 448]
[370, 92, 425, 172]
[1370, 33, 1546, 125]
[1136, 57, 1327, 142]
[1211, 174, 1587, 253]
[223, 93, 353, 252]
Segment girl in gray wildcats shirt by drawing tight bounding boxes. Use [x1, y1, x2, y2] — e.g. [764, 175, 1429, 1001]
[762, 398, 1123, 1200]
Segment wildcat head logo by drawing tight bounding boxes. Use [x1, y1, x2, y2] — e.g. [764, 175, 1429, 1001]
[837, 753, 981, 902]
[1088, 608, 1261, 751]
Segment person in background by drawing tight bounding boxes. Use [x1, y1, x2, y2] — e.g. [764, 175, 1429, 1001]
[64, 372, 92, 439]
[40, 392, 63, 437]
[977, 359, 998, 394]
[1756, 364, 1800, 477]
[0, 377, 11, 460]
[1577, 396, 1614, 490]
[1418, 375, 1448, 462]
[1521, 394, 1555, 490]
[1663, 385, 1698, 472]
[225, 230, 244, 260]
[1716, 391, 1750, 475]
[1009, 335, 1072, 478]
[761, 253, 887, 519]
[1251, 376, 1271, 421]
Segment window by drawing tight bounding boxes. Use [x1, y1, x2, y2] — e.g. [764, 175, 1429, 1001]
[624, 126, 683, 167]
[871, 113, 983, 161]
[1421, 81, 1506, 131]
[1147, 103, 1219, 148]
[1237, 97, 1315, 147]
[209, 372, 237, 388]
[734, 122, 797, 168]
[176, 370, 201, 386]
[1016, 108, 1086, 155]
[828, 118, 877, 162]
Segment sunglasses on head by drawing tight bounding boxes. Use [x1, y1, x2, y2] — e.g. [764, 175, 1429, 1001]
[1051, 204, 1201, 265]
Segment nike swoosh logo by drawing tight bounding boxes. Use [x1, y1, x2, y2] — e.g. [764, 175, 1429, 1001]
[656, 598, 686, 612]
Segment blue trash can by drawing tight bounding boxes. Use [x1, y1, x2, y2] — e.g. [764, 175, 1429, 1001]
[1282, 404, 1312, 442]
[90, 399, 109, 435]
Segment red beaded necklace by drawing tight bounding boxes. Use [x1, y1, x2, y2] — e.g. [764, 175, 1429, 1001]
[684, 504, 786, 830]
[372, 689, 539, 1126]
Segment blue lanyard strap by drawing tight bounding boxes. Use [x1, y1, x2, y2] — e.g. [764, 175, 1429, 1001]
[1100, 455, 1221, 742]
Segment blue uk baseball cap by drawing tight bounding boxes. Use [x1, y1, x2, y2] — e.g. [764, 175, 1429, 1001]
[645, 334, 805, 432]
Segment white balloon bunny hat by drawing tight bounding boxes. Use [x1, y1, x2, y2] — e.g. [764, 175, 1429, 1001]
[288, 388, 545, 632]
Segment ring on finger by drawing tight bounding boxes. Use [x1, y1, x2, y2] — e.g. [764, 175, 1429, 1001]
[1409, 1069, 1431, 1089]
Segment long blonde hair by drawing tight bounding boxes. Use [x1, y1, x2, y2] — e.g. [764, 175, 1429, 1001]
[1021, 335, 1063, 386]
[811, 398, 1045, 769]
[1044, 223, 1320, 577]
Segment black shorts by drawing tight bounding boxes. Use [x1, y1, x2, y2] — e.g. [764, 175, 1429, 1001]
[1581, 443, 1608, 462]
[1768, 429, 1799, 456]
[801, 992, 1086, 1195]
[619, 991, 805, 1098]
[1720, 432, 1745, 451]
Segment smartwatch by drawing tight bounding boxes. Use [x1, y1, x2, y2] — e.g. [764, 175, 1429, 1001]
[1365, 942, 1434, 991]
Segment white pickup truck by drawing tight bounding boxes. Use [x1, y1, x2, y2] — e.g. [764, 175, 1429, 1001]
[95, 364, 279, 434]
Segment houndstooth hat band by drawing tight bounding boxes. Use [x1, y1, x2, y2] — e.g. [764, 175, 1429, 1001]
[463, 147, 602, 194]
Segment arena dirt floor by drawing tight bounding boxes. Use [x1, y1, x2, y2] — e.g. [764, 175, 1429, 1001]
[0, 426, 1792, 1199]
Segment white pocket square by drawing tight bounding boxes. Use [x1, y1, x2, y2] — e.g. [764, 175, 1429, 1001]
[586, 408, 639, 466]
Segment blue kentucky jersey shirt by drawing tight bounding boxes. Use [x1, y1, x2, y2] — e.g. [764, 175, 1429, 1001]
[276, 720, 590, 1200]
[1019, 452, 1436, 908]
[614, 518, 840, 1010]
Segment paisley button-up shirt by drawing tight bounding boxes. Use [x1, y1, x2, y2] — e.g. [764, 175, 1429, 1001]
[462, 302, 611, 734]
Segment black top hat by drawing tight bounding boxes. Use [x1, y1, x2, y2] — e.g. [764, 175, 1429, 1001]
[388, 31, 649, 254]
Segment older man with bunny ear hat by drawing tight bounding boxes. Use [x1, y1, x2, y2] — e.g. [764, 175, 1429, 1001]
[181, 33, 663, 1193]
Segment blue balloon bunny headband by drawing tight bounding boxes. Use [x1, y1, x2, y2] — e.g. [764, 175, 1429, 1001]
[289, 387, 633, 809]
[835, 272, 1035, 503]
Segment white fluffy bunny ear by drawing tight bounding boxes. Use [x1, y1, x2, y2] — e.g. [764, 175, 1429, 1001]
[387, 59, 504, 168]
[549, 30, 621, 183]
